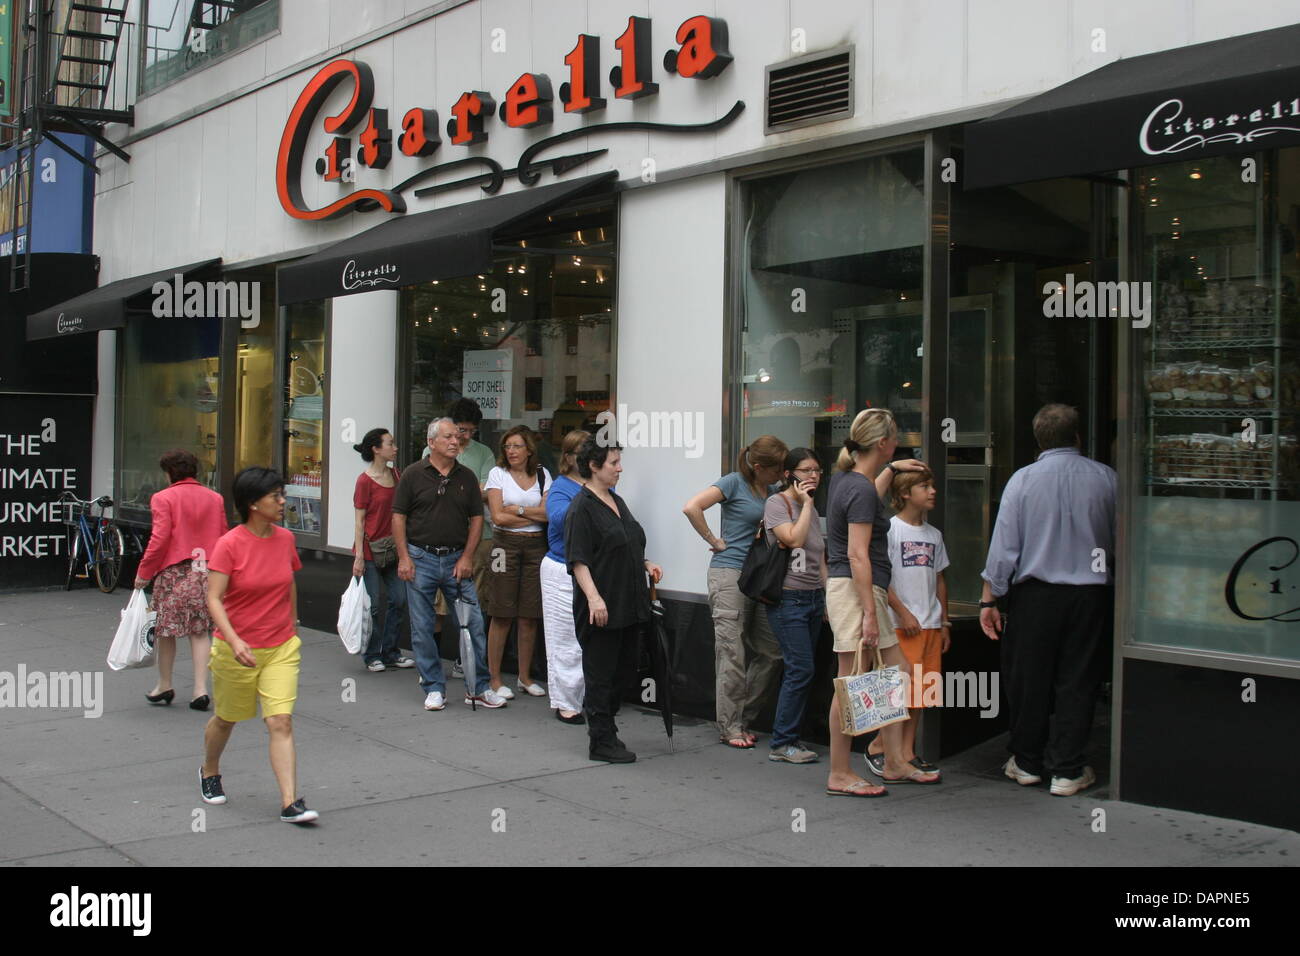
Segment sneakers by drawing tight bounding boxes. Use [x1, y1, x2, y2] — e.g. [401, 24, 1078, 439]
[1050, 765, 1096, 797]
[770, 743, 819, 764]
[391, 656, 416, 669]
[516, 679, 546, 697]
[200, 768, 227, 805]
[589, 742, 636, 763]
[424, 691, 446, 711]
[1003, 756, 1043, 786]
[366, 660, 386, 672]
[280, 798, 320, 824]
[451, 660, 464, 679]
[494, 684, 516, 700]
[465, 689, 507, 709]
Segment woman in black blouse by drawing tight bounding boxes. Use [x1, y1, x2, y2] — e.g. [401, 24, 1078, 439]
[564, 439, 663, 763]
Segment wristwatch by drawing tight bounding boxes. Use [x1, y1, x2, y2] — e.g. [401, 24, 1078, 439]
[516, 505, 525, 516]
[884, 462, 896, 472]
[979, 600, 997, 609]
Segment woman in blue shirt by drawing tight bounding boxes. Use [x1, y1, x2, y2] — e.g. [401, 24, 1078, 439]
[539, 430, 590, 724]
[682, 434, 788, 748]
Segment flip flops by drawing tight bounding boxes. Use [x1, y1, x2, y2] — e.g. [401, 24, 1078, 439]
[826, 780, 888, 798]
[722, 735, 755, 749]
[882, 768, 941, 785]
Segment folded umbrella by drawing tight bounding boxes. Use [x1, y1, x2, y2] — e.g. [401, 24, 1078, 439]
[454, 582, 478, 710]
[648, 584, 675, 751]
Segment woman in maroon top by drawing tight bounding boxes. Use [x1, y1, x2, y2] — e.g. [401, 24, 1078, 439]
[133, 449, 228, 710]
[352, 428, 413, 672]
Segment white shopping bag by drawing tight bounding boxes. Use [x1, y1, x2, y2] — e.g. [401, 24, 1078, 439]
[107, 589, 157, 671]
[337, 576, 372, 655]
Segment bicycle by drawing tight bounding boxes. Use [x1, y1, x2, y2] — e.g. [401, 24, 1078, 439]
[58, 493, 125, 594]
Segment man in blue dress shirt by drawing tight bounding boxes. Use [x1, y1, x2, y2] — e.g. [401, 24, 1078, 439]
[979, 404, 1117, 797]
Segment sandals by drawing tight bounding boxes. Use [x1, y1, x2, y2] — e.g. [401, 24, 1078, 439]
[722, 735, 755, 750]
[882, 768, 942, 785]
[826, 780, 888, 798]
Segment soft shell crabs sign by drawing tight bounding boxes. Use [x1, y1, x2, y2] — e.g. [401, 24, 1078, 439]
[276, 14, 742, 221]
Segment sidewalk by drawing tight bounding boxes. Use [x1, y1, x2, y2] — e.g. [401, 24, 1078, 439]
[1, 587, 1295, 867]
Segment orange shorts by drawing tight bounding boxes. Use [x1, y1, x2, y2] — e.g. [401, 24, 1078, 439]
[894, 627, 945, 709]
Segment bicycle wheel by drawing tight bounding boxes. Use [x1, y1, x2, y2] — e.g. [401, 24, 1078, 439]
[64, 528, 81, 590]
[95, 525, 125, 594]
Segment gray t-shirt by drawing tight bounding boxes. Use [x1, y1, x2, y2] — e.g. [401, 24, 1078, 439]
[709, 471, 768, 571]
[763, 493, 824, 591]
[826, 470, 892, 589]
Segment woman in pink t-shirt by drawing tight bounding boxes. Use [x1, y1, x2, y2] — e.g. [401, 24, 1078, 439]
[201, 467, 317, 824]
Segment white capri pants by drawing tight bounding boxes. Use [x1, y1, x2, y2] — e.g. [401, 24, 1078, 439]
[540, 555, 585, 713]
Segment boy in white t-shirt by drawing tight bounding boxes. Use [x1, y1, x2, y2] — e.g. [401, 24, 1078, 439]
[866, 465, 951, 778]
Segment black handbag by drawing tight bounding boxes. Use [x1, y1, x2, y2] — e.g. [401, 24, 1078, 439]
[736, 498, 792, 606]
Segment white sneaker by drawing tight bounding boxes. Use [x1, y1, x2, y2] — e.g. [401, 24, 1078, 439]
[451, 661, 464, 679]
[466, 689, 507, 709]
[1003, 756, 1042, 786]
[493, 684, 516, 700]
[516, 680, 547, 697]
[1050, 766, 1096, 796]
[423, 691, 445, 711]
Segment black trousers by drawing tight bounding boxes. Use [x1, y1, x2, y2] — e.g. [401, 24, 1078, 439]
[1002, 579, 1113, 778]
[576, 622, 640, 747]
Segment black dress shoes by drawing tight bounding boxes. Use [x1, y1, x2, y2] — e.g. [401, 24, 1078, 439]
[189, 695, 210, 711]
[145, 689, 175, 705]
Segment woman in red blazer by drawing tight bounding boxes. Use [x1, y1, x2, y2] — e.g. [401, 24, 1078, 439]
[133, 450, 229, 710]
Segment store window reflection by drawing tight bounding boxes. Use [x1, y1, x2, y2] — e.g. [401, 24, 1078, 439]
[739, 149, 926, 485]
[119, 316, 220, 513]
[401, 200, 616, 467]
[283, 302, 327, 536]
[233, 269, 278, 475]
[1132, 149, 1300, 662]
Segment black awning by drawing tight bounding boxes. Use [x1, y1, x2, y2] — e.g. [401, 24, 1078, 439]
[965, 24, 1300, 190]
[26, 258, 222, 340]
[276, 171, 618, 305]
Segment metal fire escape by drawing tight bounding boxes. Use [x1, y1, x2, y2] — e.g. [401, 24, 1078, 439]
[6, 1, 136, 292]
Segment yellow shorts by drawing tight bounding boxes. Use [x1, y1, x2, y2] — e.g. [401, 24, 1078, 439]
[210, 635, 301, 723]
[826, 579, 899, 653]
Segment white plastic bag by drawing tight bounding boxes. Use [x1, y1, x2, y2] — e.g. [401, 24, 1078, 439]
[337, 576, 372, 655]
[107, 589, 157, 671]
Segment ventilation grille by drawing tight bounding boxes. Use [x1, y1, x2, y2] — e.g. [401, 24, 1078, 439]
[765, 48, 854, 133]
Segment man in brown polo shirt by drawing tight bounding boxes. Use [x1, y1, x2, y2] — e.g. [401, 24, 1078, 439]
[393, 418, 506, 711]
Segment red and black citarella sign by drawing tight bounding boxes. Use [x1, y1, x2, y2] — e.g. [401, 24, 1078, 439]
[276, 14, 743, 221]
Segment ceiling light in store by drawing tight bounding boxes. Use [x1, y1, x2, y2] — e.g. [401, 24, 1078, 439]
[580, 279, 588, 284]
[576, 230, 584, 242]
[507, 265, 515, 273]
[1189, 168, 1202, 179]
[432, 280, 438, 285]
[899, 293, 907, 300]
[572, 256, 582, 265]
[518, 266, 526, 274]
[522, 289, 529, 295]
[434, 306, 439, 312]
[472, 312, 478, 318]
[452, 327, 459, 334]
[477, 275, 485, 280]
[480, 284, 486, 291]
[757, 368, 772, 383]
[1171, 232, 1181, 240]
[902, 381, 912, 388]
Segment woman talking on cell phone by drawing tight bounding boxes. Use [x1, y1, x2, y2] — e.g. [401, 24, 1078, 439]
[201, 467, 318, 824]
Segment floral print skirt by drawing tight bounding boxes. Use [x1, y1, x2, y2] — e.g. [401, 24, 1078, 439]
[153, 559, 212, 639]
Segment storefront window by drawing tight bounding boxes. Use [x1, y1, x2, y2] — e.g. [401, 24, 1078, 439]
[738, 149, 926, 479]
[232, 268, 278, 475]
[118, 315, 221, 514]
[401, 199, 615, 468]
[283, 301, 326, 536]
[1132, 149, 1300, 662]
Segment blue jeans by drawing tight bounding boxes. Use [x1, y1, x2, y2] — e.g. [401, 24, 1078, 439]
[405, 546, 490, 696]
[765, 588, 824, 749]
[361, 560, 408, 665]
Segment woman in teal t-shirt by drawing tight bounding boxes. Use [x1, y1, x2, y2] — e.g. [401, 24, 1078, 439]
[683, 435, 788, 748]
